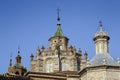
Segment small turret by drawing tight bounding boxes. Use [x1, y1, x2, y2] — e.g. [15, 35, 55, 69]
[48, 8, 69, 51]
[36, 46, 41, 56]
[78, 48, 82, 58]
[41, 45, 45, 52]
[73, 46, 76, 57]
[69, 45, 73, 52]
[16, 50, 21, 63]
[84, 51, 88, 61]
[30, 53, 34, 61]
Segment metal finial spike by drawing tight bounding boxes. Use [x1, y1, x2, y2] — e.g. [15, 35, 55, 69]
[99, 21, 102, 27]
[18, 45, 20, 55]
[10, 53, 12, 66]
[99, 21, 103, 32]
[10, 53, 12, 58]
[57, 8, 60, 18]
[57, 8, 61, 24]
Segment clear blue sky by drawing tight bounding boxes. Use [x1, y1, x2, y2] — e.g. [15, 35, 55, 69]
[0, 0, 120, 73]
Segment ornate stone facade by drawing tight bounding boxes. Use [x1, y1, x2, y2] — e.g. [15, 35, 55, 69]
[30, 15, 88, 73]
[1, 14, 120, 80]
[27, 18, 120, 80]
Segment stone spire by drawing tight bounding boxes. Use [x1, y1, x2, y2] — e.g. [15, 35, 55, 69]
[99, 21, 103, 32]
[93, 21, 110, 54]
[54, 8, 64, 37]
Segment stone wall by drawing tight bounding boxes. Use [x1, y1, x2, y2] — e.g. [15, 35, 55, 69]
[80, 66, 120, 80]
[31, 77, 66, 80]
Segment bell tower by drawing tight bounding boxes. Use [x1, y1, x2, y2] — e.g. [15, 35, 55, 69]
[8, 48, 27, 76]
[49, 8, 69, 51]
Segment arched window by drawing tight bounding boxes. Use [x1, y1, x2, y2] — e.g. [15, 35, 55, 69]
[61, 59, 68, 71]
[46, 59, 53, 73]
[62, 63, 66, 71]
[21, 72, 24, 76]
[15, 71, 19, 75]
[47, 63, 53, 72]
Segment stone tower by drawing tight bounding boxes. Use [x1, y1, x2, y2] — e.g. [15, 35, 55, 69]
[30, 11, 88, 73]
[93, 21, 110, 54]
[48, 13, 69, 51]
[90, 22, 116, 66]
[8, 50, 27, 76]
[79, 22, 120, 80]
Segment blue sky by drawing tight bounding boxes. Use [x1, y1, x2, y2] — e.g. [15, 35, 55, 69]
[0, 0, 120, 73]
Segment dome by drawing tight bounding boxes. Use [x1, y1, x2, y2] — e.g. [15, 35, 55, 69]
[14, 63, 24, 68]
[89, 53, 119, 66]
[94, 26, 109, 38]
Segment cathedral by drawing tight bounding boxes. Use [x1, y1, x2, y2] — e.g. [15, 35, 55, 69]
[0, 12, 120, 80]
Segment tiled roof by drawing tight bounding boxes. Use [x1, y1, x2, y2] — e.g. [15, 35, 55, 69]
[54, 26, 64, 37]
[89, 53, 119, 66]
[14, 63, 24, 68]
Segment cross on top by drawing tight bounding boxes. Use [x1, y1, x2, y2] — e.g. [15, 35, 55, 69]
[57, 8, 61, 18]
[18, 45, 20, 54]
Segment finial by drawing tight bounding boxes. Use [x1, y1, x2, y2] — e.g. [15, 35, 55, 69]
[84, 51, 88, 61]
[9, 53, 12, 66]
[57, 8, 61, 25]
[99, 21, 102, 27]
[78, 48, 82, 53]
[18, 45, 20, 55]
[102, 58, 107, 65]
[10, 53, 12, 58]
[84, 51, 88, 55]
[37, 46, 41, 55]
[78, 48, 82, 56]
[30, 53, 34, 61]
[99, 21, 103, 32]
[41, 45, 45, 52]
